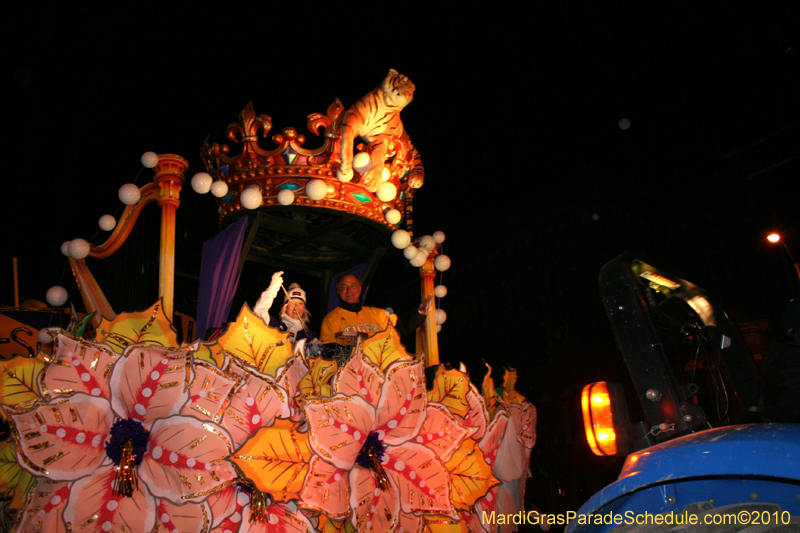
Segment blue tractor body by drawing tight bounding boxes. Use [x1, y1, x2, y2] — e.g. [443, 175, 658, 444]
[569, 253, 800, 531]
[569, 424, 800, 531]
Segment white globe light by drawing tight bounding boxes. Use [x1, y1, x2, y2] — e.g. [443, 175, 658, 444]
[418, 235, 436, 251]
[306, 179, 327, 201]
[38, 329, 54, 344]
[391, 229, 411, 249]
[141, 151, 159, 168]
[46, 286, 68, 307]
[326, 183, 336, 195]
[434, 285, 448, 298]
[210, 180, 229, 197]
[68, 238, 91, 260]
[433, 231, 446, 244]
[61, 241, 72, 257]
[98, 214, 116, 231]
[353, 152, 372, 173]
[435, 308, 447, 325]
[436, 324, 442, 333]
[241, 187, 263, 209]
[409, 253, 426, 267]
[277, 189, 295, 206]
[118, 183, 141, 205]
[191, 172, 212, 194]
[434, 254, 452, 272]
[382, 167, 391, 182]
[619, 118, 631, 130]
[385, 209, 402, 225]
[376, 182, 397, 202]
[403, 245, 418, 260]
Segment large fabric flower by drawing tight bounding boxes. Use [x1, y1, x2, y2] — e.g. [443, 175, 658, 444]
[302, 350, 458, 532]
[6, 333, 239, 532]
[212, 335, 313, 531]
[468, 411, 515, 533]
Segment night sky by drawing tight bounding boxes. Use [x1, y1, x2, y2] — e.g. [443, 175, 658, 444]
[4, 3, 799, 518]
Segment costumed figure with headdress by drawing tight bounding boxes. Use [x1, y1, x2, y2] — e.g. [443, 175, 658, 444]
[253, 271, 316, 345]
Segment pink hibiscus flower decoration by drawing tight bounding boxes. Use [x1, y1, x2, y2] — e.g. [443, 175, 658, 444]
[302, 351, 459, 532]
[7, 333, 239, 532]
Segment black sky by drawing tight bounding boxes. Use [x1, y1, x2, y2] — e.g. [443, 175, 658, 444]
[4, 3, 798, 327]
[3, 3, 799, 517]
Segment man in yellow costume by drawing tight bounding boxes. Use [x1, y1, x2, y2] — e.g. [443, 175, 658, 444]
[320, 272, 431, 346]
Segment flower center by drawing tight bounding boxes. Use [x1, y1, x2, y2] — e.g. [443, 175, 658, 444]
[105, 418, 149, 497]
[356, 432, 390, 490]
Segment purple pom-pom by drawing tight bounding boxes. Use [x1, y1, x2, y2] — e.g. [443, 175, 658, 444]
[355, 431, 387, 469]
[105, 418, 149, 466]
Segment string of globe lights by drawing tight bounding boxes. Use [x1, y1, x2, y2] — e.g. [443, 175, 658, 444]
[190, 157, 401, 216]
[390, 228, 451, 333]
[41, 151, 171, 343]
[189, 164, 453, 336]
[44, 150, 453, 344]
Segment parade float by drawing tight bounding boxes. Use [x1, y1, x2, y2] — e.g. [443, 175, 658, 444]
[0, 70, 540, 532]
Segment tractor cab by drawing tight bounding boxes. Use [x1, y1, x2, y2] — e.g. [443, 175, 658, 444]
[571, 251, 800, 531]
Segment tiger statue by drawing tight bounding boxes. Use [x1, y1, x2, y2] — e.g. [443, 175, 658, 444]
[337, 69, 425, 192]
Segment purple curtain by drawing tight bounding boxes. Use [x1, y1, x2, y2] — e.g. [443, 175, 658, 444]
[196, 217, 247, 338]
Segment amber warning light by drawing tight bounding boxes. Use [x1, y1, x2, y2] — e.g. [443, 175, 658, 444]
[581, 381, 633, 456]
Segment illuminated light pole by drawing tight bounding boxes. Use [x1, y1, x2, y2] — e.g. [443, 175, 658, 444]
[419, 252, 439, 367]
[767, 233, 800, 286]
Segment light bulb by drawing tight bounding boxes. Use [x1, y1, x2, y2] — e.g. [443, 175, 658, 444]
[241, 187, 263, 209]
[391, 229, 411, 249]
[38, 329, 54, 344]
[118, 183, 141, 205]
[353, 152, 372, 173]
[211, 180, 229, 197]
[99, 215, 116, 231]
[377, 182, 397, 202]
[141, 151, 159, 168]
[278, 189, 295, 205]
[46, 286, 68, 307]
[434, 254, 451, 272]
[191, 172, 212, 194]
[68, 239, 90, 260]
[385, 209, 402, 225]
[418, 235, 436, 251]
[306, 179, 327, 201]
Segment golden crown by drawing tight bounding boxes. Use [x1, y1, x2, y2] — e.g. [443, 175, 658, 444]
[200, 98, 421, 231]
